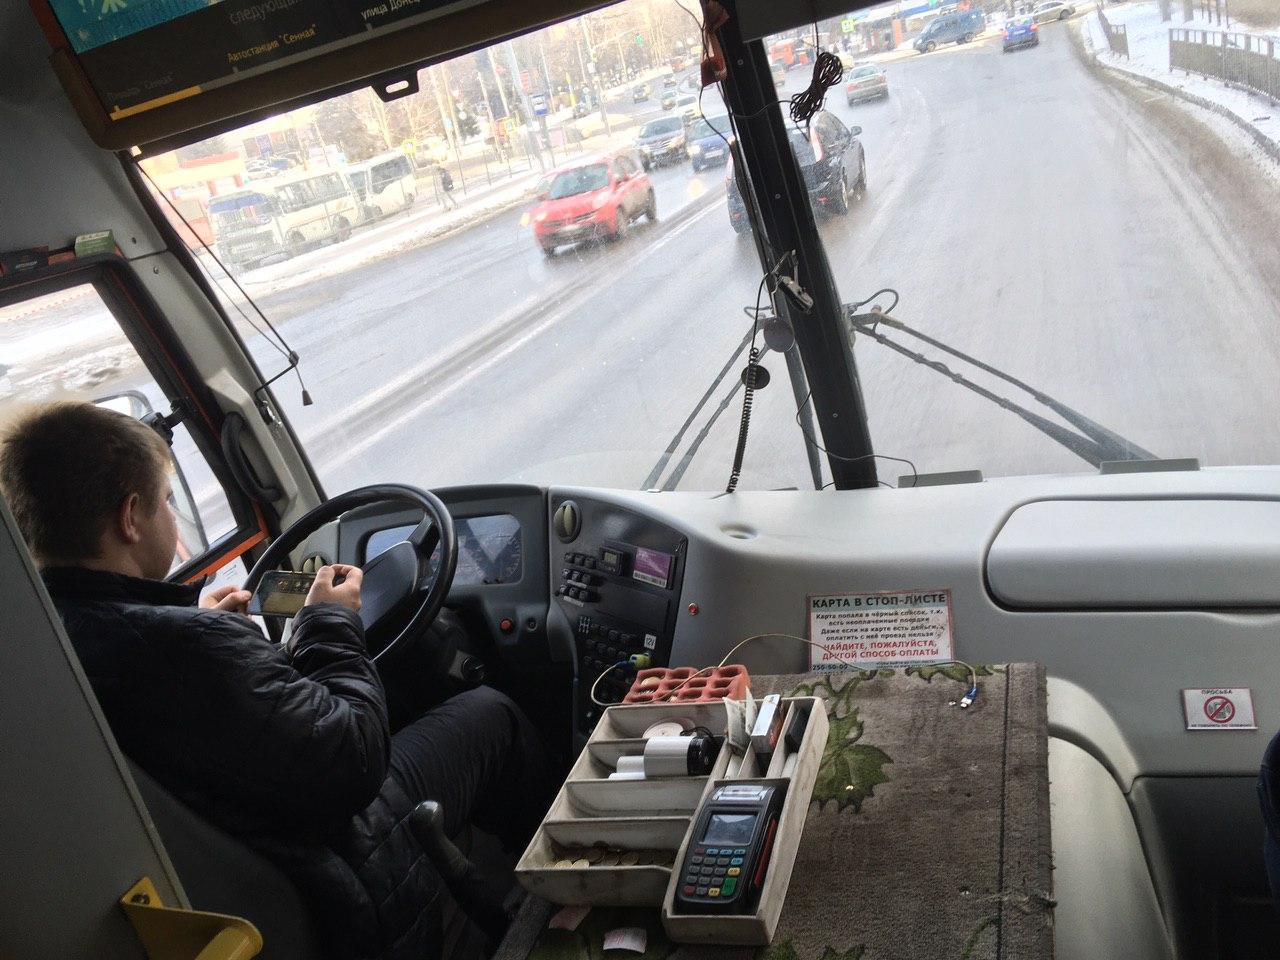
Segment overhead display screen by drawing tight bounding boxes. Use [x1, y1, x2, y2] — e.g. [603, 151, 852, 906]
[39, 0, 457, 120]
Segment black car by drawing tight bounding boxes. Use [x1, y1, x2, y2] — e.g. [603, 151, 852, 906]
[726, 111, 866, 233]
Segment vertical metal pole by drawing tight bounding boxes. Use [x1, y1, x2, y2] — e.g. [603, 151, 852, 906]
[579, 17, 613, 136]
[503, 40, 549, 172]
[716, 2, 878, 488]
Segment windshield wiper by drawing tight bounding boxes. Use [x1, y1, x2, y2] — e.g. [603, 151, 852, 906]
[845, 308, 1156, 468]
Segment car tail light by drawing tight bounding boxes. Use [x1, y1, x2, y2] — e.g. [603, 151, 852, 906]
[1030, 21, 1038, 29]
[810, 127, 824, 163]
[1003, 29, 1009, 37]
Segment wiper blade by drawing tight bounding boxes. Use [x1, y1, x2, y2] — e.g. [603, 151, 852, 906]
[846, 309, 1155, 468]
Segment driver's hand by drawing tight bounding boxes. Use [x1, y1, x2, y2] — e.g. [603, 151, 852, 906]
[307, 564, 363, 614]
[200, 584, 251, 616]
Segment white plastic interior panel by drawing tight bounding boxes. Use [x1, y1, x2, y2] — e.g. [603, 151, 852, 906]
[987, 498, 1280, 609]
[551, 468, 1280, 781]
[1048, 738, 1173, 960]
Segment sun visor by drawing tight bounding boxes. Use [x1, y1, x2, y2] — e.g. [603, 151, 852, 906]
[736, 0, 884, 42]
[28, 0, 610, 151]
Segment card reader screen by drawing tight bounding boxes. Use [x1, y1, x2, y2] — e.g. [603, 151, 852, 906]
[632, 547, 673, 587]
[703, 813, 757, 847]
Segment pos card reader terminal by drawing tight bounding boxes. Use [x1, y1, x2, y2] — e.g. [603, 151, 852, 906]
[673, 783, 786, 914]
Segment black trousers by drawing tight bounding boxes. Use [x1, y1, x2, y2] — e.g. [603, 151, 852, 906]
[331, 687, 556, 960]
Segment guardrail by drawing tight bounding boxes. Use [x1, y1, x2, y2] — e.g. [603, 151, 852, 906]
[1098, 7, 1129, 58]
[1170, 27, 1280, 102]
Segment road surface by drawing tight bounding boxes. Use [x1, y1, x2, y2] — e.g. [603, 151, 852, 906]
[9, 19, 1280, 515]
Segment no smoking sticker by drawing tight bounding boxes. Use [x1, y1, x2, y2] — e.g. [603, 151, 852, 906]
[1182, 688, 1257, 731]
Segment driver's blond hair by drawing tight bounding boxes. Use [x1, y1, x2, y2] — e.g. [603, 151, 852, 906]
[0, 402, 170, 566]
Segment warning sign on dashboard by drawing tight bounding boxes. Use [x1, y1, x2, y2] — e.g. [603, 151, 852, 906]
[807, 589, 955, 671]
[1182, 688, 1257, 730]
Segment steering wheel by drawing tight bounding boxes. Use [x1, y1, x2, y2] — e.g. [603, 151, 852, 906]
[244, 484, 457, 663]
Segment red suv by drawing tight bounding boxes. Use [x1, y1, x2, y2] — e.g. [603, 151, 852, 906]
[530, 152, 657, 257]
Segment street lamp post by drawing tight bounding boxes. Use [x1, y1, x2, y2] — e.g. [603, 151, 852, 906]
[579, 17, 612, 136]
[502, 40, 552, 170]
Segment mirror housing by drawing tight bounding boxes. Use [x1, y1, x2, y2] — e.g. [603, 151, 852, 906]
[850, 125, 863, 137]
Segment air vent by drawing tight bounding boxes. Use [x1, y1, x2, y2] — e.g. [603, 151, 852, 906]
[553, 500, 581, 543]
[300, 553, 330, 573]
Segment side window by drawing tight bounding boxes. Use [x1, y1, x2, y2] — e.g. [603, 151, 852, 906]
[0, 281, 248, 577]
[825, 113, 849, 145]
[322, 173, 348, 201]
[278, 181, 310, 212]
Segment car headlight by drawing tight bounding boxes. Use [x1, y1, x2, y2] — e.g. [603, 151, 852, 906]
[689, 144, 702, 155]
[592, 192, 611, 210]
[534, 211, 548, 222]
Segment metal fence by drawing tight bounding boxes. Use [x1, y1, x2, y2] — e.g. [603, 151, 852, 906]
[1098, 7, 1129, 58]
[1170, 28, 1280, 102]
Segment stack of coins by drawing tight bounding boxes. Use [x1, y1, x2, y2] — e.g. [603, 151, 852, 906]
[547, 845, 674, 869]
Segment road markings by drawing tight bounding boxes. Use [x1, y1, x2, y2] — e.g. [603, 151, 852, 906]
[317, 197, 727, 470]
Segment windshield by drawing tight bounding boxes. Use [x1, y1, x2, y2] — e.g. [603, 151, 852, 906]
[140, 0, 817, 493]
[640, 117, 684, 137]
[547, 164, 610, 199]
[135, 0, 1280, 491]
[770, 0, 1280, 478]
[851, 66, 879, 78]
[688, 116, 731, 140]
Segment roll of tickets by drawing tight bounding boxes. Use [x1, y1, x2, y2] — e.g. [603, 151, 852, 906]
[642, 720, 687, 739]
[615, 755, 646, 775]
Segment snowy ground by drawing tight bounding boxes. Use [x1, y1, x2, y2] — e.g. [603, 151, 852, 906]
[1084, 1, 1280, 154]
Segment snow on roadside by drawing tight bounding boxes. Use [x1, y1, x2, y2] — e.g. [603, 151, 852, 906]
[1084, 3, 1280, 168]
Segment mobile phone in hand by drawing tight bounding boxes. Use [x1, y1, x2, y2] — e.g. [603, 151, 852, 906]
[248, 570, 317, 618]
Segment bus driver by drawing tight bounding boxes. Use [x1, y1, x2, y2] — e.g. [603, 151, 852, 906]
[0, 401, 554, 960]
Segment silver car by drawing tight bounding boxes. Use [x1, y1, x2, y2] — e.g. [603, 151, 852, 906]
[1032, 0, 1075, 22]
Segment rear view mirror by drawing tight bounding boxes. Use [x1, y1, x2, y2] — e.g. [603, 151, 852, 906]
[93, 389, 153, 420]
[850, 126, 863, 137]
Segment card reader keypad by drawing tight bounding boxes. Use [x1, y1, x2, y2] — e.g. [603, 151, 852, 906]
[680, 845, 748, 901]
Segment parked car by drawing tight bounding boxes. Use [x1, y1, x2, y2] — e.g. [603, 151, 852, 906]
[1003, 15, 1040, 50]
[528, 152, 656, 256]
[913, 9, 986, 52]
[634, 115, 686, 170]
[686, 115, 733, 171]
[845, 64, 889, 103]
[1032, 0, 1075, 21]
[726, 110, 865, 233]
[663, 75, 679, 88]
[632, 83, 650, 103]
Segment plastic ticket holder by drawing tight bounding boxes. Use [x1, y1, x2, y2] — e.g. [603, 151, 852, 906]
[661, 697, 829, 945]
[515, 696, 827, 921]
[515, 700, 734, 907]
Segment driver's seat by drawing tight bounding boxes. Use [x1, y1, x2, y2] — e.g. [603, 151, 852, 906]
[128, 761, 324, 960]
[130, 762, 495, 960]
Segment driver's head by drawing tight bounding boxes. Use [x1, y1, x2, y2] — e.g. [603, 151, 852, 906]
[0, 401, 177, 578]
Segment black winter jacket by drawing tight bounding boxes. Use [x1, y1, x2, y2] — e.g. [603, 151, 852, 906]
[43, 568, 429, 959]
